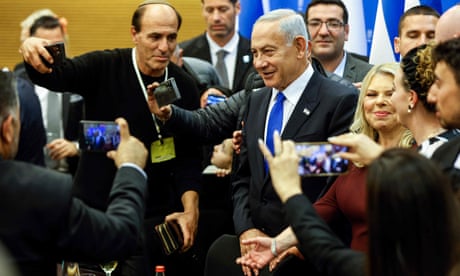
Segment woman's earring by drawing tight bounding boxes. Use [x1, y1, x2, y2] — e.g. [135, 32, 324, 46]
[408, 104, 413, 113]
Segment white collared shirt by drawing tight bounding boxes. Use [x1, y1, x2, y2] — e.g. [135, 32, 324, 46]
[333, 52, 347, 78]
[206, 32, 239, 90]
[34, 85, 62, 134]
[264, 64, 314, 141]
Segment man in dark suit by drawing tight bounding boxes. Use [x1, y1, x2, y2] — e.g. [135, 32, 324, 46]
[204, 9, 357, 276]
[0, 71, 148, 276]
[180, 0, 254, 97]
[305, 0, 372, 83]
[14, 74, 47, 166]
[15, 68, 85, 175]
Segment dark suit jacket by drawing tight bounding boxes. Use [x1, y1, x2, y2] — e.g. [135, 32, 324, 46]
[0, 157, 147, 276]
[180, 32, 255, 93]
[431, 135, 460, 191]
[343, 52, 373, 83]
[232, 71, 358, 236]
[285, 195, 365, 276]
[14, 75, 47, 166]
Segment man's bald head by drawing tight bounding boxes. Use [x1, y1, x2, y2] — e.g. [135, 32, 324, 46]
[436, 4, 460, 43]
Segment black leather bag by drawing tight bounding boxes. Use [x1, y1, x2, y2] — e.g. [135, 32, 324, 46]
[154, 221, 184, 255]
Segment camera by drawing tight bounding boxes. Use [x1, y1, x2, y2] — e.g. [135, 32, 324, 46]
[295, 142, 349, 177]
[79, 120, 120, 152]
[42, 42, 66, 67]
[154, 78, 181, 107]
[206, 94, 226, 105]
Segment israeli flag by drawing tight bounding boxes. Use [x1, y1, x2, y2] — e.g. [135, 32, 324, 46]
[239, 0, 456, 64]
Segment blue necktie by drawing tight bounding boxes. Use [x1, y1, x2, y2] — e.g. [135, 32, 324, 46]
[266, 92, 285, 155]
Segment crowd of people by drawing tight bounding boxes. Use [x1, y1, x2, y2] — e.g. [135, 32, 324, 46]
[2, 0, 460, 276]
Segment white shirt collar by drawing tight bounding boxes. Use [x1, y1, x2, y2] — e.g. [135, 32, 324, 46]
[206, 32, 239, 64]
[333, 52, 347, 78]
[270, 64, 314, 105]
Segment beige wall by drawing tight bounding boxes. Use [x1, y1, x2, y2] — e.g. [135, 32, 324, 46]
[0, 0, 206, 71]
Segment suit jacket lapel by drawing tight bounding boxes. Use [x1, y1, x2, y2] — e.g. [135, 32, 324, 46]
[343, 53, 357, 83]
[233, 35, 252, 89]
[195, 35, 212, 61]
[282, 72, 321, 139]
[249, 88, 272, 184]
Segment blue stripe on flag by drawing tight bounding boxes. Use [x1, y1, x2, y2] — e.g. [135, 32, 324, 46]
[382, 0, 404, 61]
[239, 0, 264, 39]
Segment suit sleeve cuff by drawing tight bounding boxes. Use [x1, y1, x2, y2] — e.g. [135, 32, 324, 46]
[120, 163, 147, 179]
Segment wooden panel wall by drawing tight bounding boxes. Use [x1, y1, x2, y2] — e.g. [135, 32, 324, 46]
[0, 0, 205, 70]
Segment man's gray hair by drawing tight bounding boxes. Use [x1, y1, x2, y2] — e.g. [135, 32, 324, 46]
[254, 9, 308, 46]
[0, 70, 19, 123]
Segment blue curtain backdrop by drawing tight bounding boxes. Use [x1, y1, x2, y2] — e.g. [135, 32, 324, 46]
[238, 0, 458, 64]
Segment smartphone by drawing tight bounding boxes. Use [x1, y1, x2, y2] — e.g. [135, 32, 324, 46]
[206, 94, 226, 105]
[79, 120, 120, 152]
[154, 77, 181, 107]
[42, 42, 66, 67]
[295, 142, 349, 177]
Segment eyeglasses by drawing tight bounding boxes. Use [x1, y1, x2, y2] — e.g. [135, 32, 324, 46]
[307, 19, 344, 31]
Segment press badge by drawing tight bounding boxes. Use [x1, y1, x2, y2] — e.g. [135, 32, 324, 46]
[151, 137, 176, 163]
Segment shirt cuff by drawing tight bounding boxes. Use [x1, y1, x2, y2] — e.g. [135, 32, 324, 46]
[120, 163, 147, 179]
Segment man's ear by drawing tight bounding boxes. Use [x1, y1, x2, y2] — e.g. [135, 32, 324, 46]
[394, 36, 401, 54]
[344, 24, 350, 41]
[130, 26, 138, 44]
[1, 115, 15, 144]
[294, 36, 307, 59]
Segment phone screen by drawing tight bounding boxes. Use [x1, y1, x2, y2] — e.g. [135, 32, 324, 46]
[206, 94, 226, 105]
[79, 120, 120, 152]
[295, 142, 349, 177]
[44, 42, 66, 67]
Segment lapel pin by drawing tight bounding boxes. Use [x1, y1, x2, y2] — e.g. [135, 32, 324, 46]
[242, 55, 250, 64]
[303, 108, 310, 116]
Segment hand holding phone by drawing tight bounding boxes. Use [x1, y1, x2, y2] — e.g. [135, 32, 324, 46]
[42, 42, 66, 68]
[154, 78, 181, 107]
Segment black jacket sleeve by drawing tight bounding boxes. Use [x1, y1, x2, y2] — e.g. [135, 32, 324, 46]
[166, 89, 248, 144]
[57, 166, 147, 262]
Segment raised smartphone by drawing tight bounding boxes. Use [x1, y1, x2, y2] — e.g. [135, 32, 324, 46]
[295, 142, 349, 177]
[42, 42, 66, 67]
[79, 120, 120, 152]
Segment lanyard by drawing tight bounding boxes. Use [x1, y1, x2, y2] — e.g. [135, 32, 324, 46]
[132, 47, 168, 141]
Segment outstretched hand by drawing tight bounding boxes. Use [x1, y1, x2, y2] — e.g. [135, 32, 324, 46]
[236, 236, 275, 271]
[328, 133, 383, 166]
